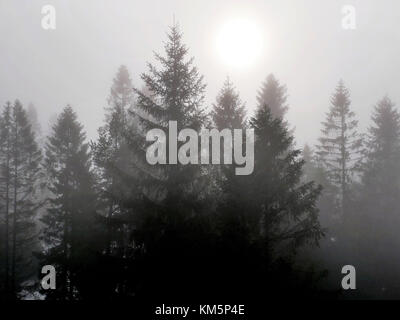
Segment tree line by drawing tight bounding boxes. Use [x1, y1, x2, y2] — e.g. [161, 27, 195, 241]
[1, 24, 399, 300]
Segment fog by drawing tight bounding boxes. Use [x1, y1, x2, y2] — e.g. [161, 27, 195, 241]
[2, 0, 400, 303]
[2, 0, 400, 145]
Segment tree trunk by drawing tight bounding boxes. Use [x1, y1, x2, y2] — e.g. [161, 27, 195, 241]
[11, 124, 18, 296]
[4, 134, 10, 297]
[341, 110, 346, 217]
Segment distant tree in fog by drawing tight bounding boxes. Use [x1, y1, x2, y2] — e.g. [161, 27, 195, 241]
[257, 74, 290, 128]
[316, 80, 363, 217]
[360, 96, 400, 219]
[212, 77, 246, 130]
[27, 103, 42, 142]
[0, 100, 42, 298]
[92, 65, 135, 255]
[210, 78, 247, 253]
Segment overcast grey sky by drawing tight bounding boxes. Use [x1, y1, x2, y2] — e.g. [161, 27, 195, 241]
[1, 0, 400, 147]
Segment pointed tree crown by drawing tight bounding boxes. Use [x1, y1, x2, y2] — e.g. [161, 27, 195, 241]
[46, 106, 91, 182]
[134, 23, 206, 130]
[366, 96, 400, 158]
[257, 74, 289, 120]
[211, 77, 246, 130]
[317, 80, 362, 175]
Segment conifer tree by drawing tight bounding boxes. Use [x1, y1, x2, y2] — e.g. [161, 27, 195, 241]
[361, 96, 400, 218]
[0, 101, 42, 298]
[10, 101, 42, 296]
[247, 106, 322, 250]
[131, 23, 206, 206]
[211, 77, 246, 130]
[40, 106, 98, 300]
[105, 65, 135, 127]
[125, 23, 208, 299]
[352, 96, 400, 290]
[211, 105, 323, 299]
[92, 65, 135, 255]
[316, 80, 363, 216]
[210, 78, 247, 236]
[257, 74, 289, 127]
[90, 66, 139, 296]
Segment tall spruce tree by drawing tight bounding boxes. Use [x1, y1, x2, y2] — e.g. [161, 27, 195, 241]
[316, 80, 363, 216]
[40, 106, 98, 300]
[131, 23, 206, 205]
[341, 97, 400, 295]
[125, 23, 208, 299]
[10, 101, 42, 296]
[248, 106, 322, 251]
[105, 65, 135, 126]
[361, 96, 400, 218]
[92, 65, 135, 254]
[91, 66, 139, 297]
[0, 101, 42, 298]
[211, 105, 323, 299]
[210, 78, 247, 240]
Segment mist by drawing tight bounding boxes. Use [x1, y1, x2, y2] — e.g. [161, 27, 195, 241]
[2, 0, 400, 307]
[2, 1, 400, 145]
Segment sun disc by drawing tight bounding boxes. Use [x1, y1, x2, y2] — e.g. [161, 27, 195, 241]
[216, 18, 264, 69]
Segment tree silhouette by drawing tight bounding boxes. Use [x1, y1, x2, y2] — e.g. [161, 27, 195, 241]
[40, 106, 98, 300]
[212, 77, 246, 130]
[257, 74, 289, 125]
[316, 80, 363, 217]
[0, 101, 42, 299]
